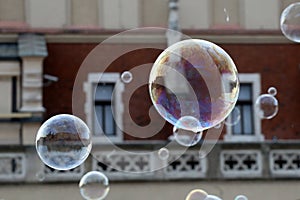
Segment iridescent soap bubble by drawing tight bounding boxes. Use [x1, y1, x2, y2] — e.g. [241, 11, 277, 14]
[149, 39, 239, 132]
[205, 195, 223, 200]
[225, 107, 241, 126]
[158, 147, 170, 160]
[35, 114, 92, 170]
[79, 171, 110, 200]
[121, 71, 133, 83]
[267, 86, 277, 96]
[234, 195, 248, 200]
[280, 2, 300, 43]
[255, 94, 279, 119]
[185, 189, 208, 200]
[173, 116, 203, 147]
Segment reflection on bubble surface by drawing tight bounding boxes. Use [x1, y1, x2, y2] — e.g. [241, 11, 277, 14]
[35, 114, 92, 170]
[149, 39, 239, 132]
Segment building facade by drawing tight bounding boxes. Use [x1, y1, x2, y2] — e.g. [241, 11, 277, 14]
[0, 0, 299, 199]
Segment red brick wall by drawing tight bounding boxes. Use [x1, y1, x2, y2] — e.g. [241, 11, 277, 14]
[43, 42, 300, 140]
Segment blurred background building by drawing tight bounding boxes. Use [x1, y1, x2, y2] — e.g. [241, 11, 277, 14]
[0, 0, 299, 199]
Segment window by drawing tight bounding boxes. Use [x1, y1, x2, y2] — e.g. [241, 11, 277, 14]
[0, 61, 22, 145]
[224, 74, 263, 142]
[0, 0, 25, 25]
[179, 0, 210, 29]
[84, 73, 124, 143]
[102, 0, 139, 29]
[26, 0, 67, 28]
[141, 0, 168, 27]
[69, 0, 99, 28]
[232, 84, 253, 135]
[211, 0, 241, 29]
[94, 83, 115, 136]
[0, 61, 20, 113]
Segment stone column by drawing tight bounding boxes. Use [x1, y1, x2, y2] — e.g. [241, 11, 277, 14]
[18, 34, 47, 113]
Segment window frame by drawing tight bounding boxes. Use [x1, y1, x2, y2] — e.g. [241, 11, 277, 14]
[84, 73, 124, 144]
[224, 73, 264, 142]
[0, 61, 20, 114]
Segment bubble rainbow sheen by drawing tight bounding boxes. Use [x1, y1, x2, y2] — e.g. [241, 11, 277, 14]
[149, 39, 239, 131]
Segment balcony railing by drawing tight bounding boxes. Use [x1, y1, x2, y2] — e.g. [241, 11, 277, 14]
[0, 141, 299, 183]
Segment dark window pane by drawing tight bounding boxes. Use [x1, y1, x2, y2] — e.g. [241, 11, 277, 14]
[94, 105, 103, 136]
[232, 83, 254, 136]
[104, 105, 115, 136]
[243, 105, 253, 135]
[233, 105, 242, 135]
[94, 83, 116, 137]
[238, 84, 252, 101]
[95, 84, 114, 101]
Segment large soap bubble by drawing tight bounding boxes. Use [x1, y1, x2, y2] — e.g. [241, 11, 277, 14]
[280, 2, 300, 43]
[36, 114, 92, 170]
[149, 39, 239, 131]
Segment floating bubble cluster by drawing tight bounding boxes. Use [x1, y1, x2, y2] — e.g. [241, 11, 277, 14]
[121, 71, 133, 83]
[185, 189, 208, 200]
[158, 147, 170, 160]
[79, 171, 110, 200]
[280, 2, 300, 43]
[255, 87, 279, 120]
[225, 107, 241, 126]
[173, 116, 203, 147]
[149, 39, 239, 132]
[35, 114, 92, 170]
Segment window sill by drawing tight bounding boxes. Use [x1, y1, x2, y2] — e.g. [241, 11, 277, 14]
[224, 134, 265, 142]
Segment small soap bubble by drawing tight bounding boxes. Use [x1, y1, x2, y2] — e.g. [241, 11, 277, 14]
[225, 107, 241, 126]
[35, 114, 92, 170]
[149, 39, 239, 132]
[255, 94, 279, 119]
[173, 127, 202, 147]
[185, 189, 208, 200]
[174, 116, 203, 133]
[267, 87, 277, 96]
[121, 71, 133, 83]
[36, 172, 45, 182]
[79, 171, 110, 200]
[173, 116, 203, 147]
[158, 148, 170, 160]
[280, 2, 300, 43]
[234, 195, 248, 200]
